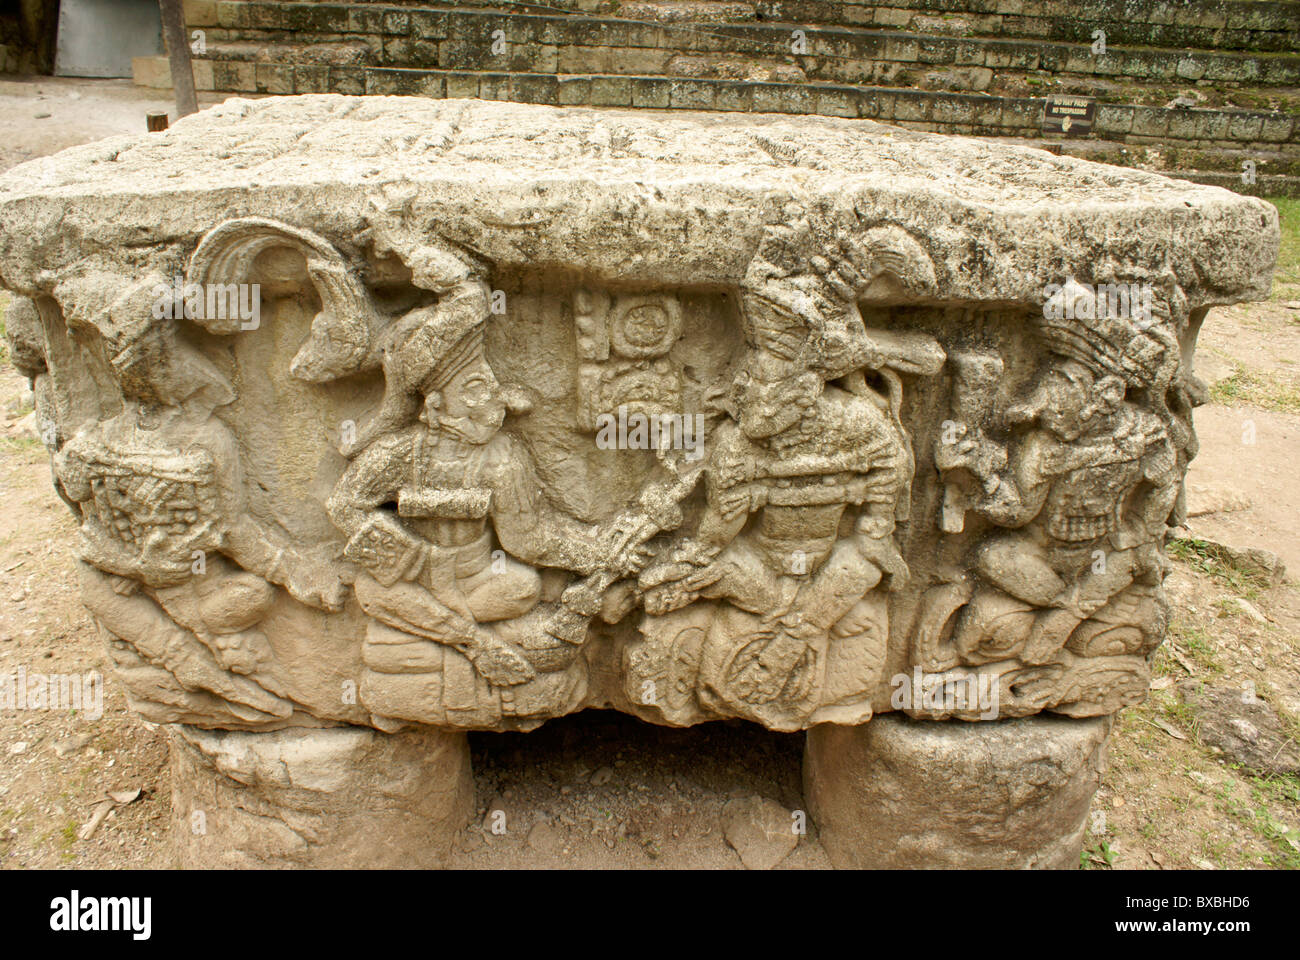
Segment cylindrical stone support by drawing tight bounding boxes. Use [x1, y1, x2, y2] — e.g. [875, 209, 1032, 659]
[805, 714, 1112, 869]
[169, 724, 473, 869]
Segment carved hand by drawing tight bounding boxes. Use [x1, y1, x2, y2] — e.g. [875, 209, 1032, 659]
[285, 554, 348, 612]
[933, 424, 977, 473]
[606, 515, 659, 575]
[465, 631, 535, 686]
[717, 486, 755, 523]
[643, 581, 695, 616]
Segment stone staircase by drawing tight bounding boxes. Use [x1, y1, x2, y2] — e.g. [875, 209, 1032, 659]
[133, 0, 1300, 194]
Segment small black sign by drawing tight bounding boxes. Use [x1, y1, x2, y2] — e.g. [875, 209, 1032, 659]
[1041, 95, 1097, 137]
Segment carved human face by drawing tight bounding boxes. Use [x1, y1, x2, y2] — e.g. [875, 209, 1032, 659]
[1035, 367, 1093, 441]
[733, 351, 819, 440]
[428, 359, 505, 444]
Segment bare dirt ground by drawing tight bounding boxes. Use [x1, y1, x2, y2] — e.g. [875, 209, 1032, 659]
[0, 76, 234, 171]
[0, 77, 1296, 870]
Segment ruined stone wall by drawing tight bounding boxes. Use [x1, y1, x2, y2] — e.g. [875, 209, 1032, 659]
[124, 1, 1300, 195]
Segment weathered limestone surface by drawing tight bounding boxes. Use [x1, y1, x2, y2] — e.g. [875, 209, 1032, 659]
[806, 714, 1112, 869]
[0, 96, 1278, 866]
[170, 724, 472, 868]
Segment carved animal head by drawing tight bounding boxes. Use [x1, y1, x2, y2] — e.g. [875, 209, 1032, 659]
[288, 307, 371, 383]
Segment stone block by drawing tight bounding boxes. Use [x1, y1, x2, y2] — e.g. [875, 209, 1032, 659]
[170, 725, 473, 869]
[805, 715, 1112, 869]
[0, 96, 1278, 868]
[590, 76, 633, 106]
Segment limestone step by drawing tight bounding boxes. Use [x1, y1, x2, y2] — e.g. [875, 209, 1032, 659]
[177, 31, 1300, 116]
[1046, 137, 1300, 195]
[1066, 140, 1300, 177]
[157, 59, 1298, 151]
[186, 2, 1300, 86]
[131, 53, 1300, 195]
[192, 0, 1297, 52]
[758, 0, 1300, 53]
[1172, 168, 1299, 197]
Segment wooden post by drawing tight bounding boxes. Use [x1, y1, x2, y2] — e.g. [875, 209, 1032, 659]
[158, 0, 199, 118]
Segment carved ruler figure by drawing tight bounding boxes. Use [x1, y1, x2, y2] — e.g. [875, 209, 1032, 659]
[328, 304, 660, 728]
[52, 282, 338, 726]
[629, 222, 946, 729]
[925, 280, 1186, 716]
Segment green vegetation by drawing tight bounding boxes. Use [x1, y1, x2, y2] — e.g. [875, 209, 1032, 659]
[1168, 537, 1270, 595]
[1081, 838, 1117, 868]
[0, 434, 41, 457]
[1208, 365, 1300, 413]
[1267, 196, 1299, 296]
[1170, 618, 1222, 673]
[1218, 774, 1300, 869]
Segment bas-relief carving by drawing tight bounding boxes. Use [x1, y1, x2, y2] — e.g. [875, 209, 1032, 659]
[915, 274, 1194, 721]
[8, 212, 1204, 733]
[34, 283, 346, 728]
[573, 289, 684, 432]
[626, 223, 948, 731]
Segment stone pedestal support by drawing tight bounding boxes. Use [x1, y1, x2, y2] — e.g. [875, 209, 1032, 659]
[805, 714, 1111, 869]
[169, 724, 473, 869]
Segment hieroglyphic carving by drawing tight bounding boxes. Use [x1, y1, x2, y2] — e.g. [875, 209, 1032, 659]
[574, 289, 683, 432]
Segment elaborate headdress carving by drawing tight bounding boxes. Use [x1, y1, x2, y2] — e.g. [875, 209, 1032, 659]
[186, 217, 383, 382]
[742, 221, 941, 380]
[1038, 277, 1179, 392]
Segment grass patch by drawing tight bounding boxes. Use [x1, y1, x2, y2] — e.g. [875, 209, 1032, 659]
[1168, 537, 1271, 594]
[1267, 196, 1299, 295]
[1081, 838, 1117, 869]
[1207, 365, 1300, 413]
[1220, 774, 1300, 869]
[1159, 696, 1201, 738]
[1169, 618, 1221, 673]
[1149, 643, 1180, 678]
[0, 434, 42, 457]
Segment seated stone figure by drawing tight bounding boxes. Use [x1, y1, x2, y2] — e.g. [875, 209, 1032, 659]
[631, 301, 942, 729]
[328, 291, 653, 728]
[936, 357, 1178, 666]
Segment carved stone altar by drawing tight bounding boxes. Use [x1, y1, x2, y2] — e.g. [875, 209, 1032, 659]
[0, 96, 1277, 868]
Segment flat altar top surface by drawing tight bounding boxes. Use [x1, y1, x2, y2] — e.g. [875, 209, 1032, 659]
[0, 96, 1278, 303]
